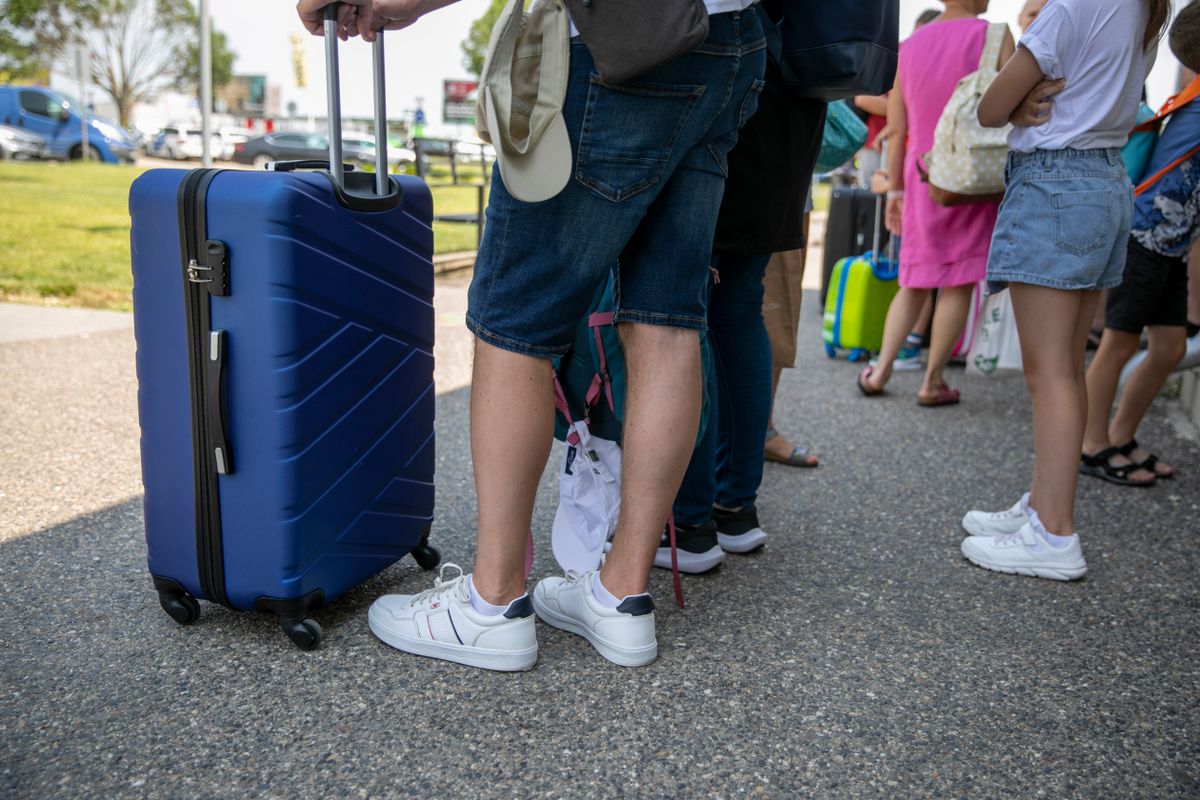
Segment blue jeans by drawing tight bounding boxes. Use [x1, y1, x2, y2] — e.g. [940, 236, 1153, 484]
[674, 252, 774, 525]
[467, 12, 767, 358]
[988, 148, 1132, 293]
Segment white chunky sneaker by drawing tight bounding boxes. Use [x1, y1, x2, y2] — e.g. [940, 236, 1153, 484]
[531, 571, 657, 667]
[961, 493, 1030, 537]
[960, 523, 1087, 581]
[368, 564, 538, 671]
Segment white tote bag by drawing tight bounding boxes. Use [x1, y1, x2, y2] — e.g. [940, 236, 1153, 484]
[966, 290, 1023, 375]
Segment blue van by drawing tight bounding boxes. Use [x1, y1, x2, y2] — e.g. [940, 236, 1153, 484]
[0, 85, 135, 163]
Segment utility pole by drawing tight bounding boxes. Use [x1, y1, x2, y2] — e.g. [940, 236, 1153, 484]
[75, 43, 90, 161]
[200, 0, 213, 167]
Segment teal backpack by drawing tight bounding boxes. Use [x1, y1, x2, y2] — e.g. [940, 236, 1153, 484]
[552, 271, 711, 448]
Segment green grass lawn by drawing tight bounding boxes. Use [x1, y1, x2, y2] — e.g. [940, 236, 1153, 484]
[0, 161, 488, 311]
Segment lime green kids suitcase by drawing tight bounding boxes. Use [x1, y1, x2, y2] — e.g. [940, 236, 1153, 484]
[822, 198, 899, 361]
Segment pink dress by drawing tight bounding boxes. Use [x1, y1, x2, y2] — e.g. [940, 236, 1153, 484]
[898, 18, 1001, 289]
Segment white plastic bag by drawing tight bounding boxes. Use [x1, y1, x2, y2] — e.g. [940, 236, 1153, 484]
[967, 290, 1023, 375]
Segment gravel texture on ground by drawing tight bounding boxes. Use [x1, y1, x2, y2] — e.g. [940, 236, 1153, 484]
[2, 290, 1197, 799]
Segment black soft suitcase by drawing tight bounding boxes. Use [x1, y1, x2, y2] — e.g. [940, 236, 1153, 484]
[821, 187, 890, 305]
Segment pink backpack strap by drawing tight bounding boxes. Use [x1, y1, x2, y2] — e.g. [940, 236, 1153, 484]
[588, 312, 617, 414]
[666, 514, 684, 609]
[553, 375, 581, 446]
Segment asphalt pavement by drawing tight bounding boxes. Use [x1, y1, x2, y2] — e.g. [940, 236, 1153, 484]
[1, 287, 1198, 799]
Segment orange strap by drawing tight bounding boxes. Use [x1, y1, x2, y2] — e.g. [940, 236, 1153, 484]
[1132, 75, 1200, 134]
[1135, 142, 1200, 196]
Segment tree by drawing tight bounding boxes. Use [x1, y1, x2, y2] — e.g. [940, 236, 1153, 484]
[0, 0, 101, 81]
[175, 27, 237, 95]
[460, 0, 507, 78]
[80, 0, 200, 127]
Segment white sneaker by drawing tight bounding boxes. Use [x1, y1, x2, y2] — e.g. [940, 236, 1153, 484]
[960, 523, 1087, 581]
[531, 571, 657, 667]
[961, 493, 1030, 537]
[368, 564, 538, 671]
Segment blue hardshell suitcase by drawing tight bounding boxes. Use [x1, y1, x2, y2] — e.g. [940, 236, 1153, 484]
[130, 25, 438, 650]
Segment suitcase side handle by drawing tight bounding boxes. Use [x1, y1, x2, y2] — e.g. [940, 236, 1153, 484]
[322, 5, 401, 211]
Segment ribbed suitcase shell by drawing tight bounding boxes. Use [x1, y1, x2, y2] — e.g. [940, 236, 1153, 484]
[130, 169, 435, 613]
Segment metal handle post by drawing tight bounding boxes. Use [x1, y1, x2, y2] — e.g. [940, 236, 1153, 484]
[372, 34, 388, 196]
[323, 6, 344, 190]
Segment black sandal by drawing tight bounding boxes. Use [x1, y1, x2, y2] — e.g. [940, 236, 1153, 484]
[1116, 439, 1174, 480]
[1079, 447, 1157, 487]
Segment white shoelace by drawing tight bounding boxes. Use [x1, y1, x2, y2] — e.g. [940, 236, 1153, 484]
[410, 563, 469, 607]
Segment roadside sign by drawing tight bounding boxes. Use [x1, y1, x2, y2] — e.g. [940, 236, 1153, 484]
[443, 80, 478, 126]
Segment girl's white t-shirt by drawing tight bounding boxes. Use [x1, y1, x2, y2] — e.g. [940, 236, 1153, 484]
[569, 0, 757, 38]
[1008, 0, 1157, 153]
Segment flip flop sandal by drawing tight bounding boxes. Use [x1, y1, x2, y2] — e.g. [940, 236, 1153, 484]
[764, 438, 819, 468]
[917, 382, 960, 407]
[1117, 439, 1174, 480]
[1079, 447, 1157, 487]
[857, 366, 884, 397]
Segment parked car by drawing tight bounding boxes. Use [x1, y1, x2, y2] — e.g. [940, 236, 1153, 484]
[341, 134, 417, 170]
[0, 124, 49, 160]
[147, 126, 225, 161]
[232, 132, 374, 169]
[218, 128, 250, 161]
[0, 85, 134, 163]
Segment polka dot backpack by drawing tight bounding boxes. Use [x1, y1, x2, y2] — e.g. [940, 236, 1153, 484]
[922, 23, 1011, 206]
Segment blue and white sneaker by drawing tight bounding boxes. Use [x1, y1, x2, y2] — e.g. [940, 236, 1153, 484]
[368, 564, 538, 671]
[532, 570, 658, 667]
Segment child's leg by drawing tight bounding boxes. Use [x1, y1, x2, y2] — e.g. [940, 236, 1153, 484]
[865, 286, 931, 389]
[1082, 328, 1149, 469]
[1109, 325, 1188, 472]
[921, 283, 973, 397]
[1010, 284, 1102, 536]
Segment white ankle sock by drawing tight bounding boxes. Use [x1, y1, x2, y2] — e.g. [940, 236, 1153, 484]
[468, 575, 510, 616]
[1027, 506, 1076, 548]
[590, 573, 622, 608]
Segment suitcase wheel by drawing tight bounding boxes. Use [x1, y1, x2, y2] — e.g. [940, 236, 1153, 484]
[412, 544, 441, 571]
[281, 618, 323, 651]
[848, 348, 870, 363]
[158, 591, 201, 626]
[824, 344, 837, 359]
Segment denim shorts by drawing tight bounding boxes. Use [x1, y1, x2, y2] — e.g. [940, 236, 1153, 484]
[467, 11, 767, 359]
[986, 148, 1133, 292]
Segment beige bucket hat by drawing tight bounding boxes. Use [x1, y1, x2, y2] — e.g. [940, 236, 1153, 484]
[476, 0, 572, 203]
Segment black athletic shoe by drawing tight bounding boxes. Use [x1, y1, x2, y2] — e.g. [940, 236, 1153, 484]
[711, 505, 768, 553]
[607, 519, 725, 573]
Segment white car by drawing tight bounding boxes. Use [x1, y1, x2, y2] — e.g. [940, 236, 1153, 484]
[149, 126, 225, 161]
[341, 134, 417, 171]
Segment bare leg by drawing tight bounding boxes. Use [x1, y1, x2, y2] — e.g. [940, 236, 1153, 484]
[912, 293, 934, 338]
[1010, 284, 1101, 536]
[601, 324, 703, 598]
[865, 286, 932, 391]
[1109, 325, 1188, 476]
[1082, 327, 1147, 475]
[469, 339, 555, 605]
[920, 283, 972, 398]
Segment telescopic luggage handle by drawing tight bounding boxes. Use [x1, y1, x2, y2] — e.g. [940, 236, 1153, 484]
[316, 4, 401, 211]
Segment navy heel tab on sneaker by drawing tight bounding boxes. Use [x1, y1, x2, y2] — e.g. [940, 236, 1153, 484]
[503, 595, 534, 619]
[616, 594, 655, 616]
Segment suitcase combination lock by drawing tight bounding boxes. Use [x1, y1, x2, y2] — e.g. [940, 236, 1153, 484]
[186, 241, 229, 296]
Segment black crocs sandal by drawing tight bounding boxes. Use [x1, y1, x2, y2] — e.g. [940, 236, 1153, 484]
[1117, 439, 1174, 480]
[1079, 447, 1157, 487]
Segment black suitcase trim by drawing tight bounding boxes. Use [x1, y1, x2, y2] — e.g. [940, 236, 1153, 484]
[176, 168, 232, 608]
